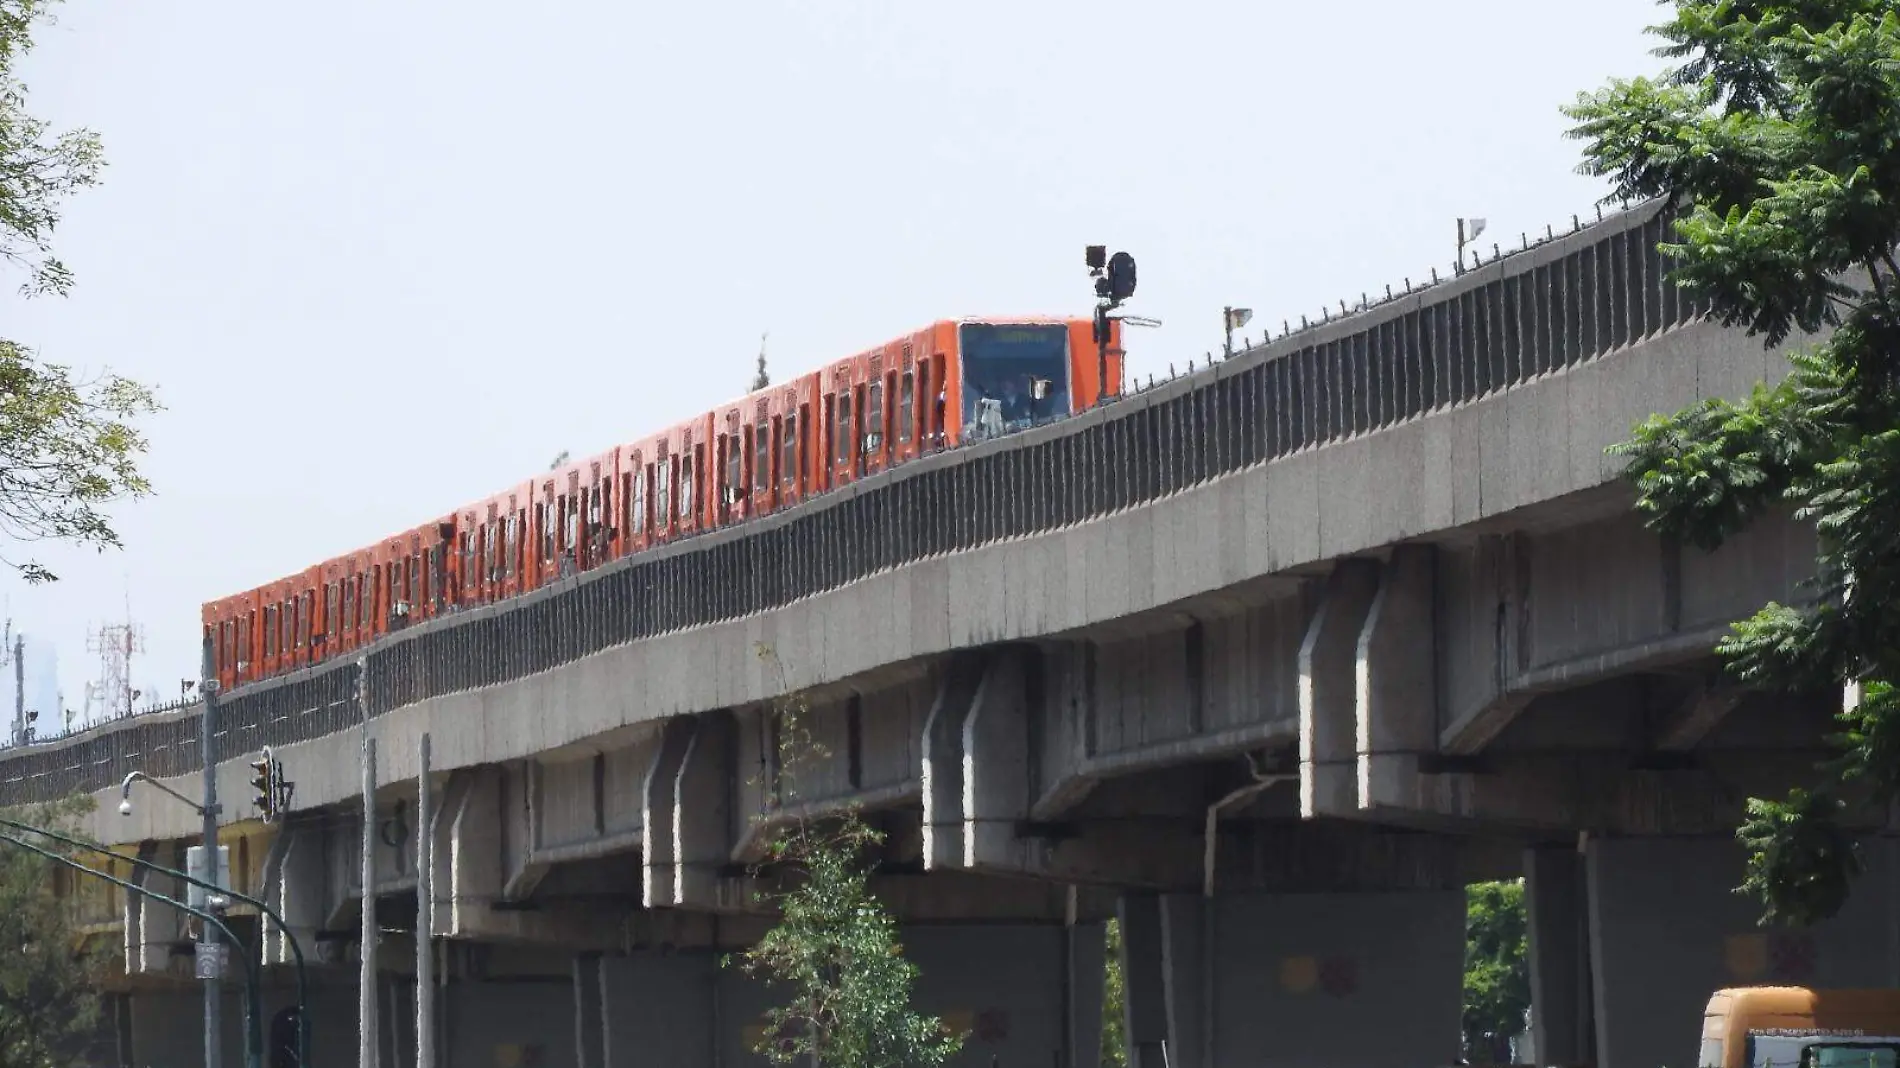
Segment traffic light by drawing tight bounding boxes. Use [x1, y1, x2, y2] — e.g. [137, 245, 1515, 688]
[250, 747, 275, 820]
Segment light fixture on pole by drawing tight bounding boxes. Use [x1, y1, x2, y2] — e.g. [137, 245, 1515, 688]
[1223, 306, 1254, 360]
[1456, 217, 1487, 272]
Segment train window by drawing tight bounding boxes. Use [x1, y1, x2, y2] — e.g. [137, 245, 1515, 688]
[596, 481, 611, 537]
[680, 452, 695, 519]
[299, 593, 312, 650]
[900, 372, 914, 443]
[658, 460, 672, 524]
[754, 421, 771, 493]
[633, 468, 648, 533]
[837, 392, 852, 465]
[222, 621, 235, 668]
[264, 606, 278, 658]
[724, 433, 741, 498]
[341, 579, 355, 631]
[359, 574, 372, 629]
[564, 496, 579, 554]
[782, 413, 798, 487]
[866, 381, 884, 456]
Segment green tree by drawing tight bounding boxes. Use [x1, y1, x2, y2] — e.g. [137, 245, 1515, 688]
[0, 797, 109, 1067]
[732, 647, 963, 1068]
[1463, 881, 1530, 1064]
[0, 0, 158, 584]
[1565, 0, 1900, 926]
[1100, 918, 1126, 1068]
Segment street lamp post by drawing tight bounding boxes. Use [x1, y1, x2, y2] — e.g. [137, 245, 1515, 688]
[200, 636, 225, 1068]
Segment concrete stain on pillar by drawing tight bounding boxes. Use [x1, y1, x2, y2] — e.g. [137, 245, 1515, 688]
[1278, 954, 1360, 998]
[1723, 931, 1818, 984]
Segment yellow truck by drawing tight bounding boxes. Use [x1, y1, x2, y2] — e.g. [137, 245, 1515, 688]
[1701, 988, 1900, 1068]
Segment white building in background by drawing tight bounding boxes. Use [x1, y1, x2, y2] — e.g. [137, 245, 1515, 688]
[2, 632, 62, 745]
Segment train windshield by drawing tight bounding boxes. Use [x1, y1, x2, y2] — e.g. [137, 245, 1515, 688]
[960, 323, 1071, 441]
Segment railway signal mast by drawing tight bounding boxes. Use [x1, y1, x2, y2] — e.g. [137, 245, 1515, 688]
[1086, 245, 1138, 402]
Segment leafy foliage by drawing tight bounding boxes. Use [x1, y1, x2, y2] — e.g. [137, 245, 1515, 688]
[1462, 881, 1530, 1065]
[1101, 918, 1126, 1068]
[0, 0, 158, 584]
[732, 645, 963, 1068]
[0, 796, 109, 1068]
[1567, 0, 1900, 925]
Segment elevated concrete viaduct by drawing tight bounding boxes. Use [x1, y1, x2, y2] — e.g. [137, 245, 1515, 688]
[5, 201, 1887, 1068]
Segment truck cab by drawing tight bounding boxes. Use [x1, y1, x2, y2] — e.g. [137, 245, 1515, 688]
[1702, 987, 1900, 1068]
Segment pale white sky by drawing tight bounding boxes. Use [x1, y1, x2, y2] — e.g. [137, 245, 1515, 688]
[3, 0, 1670, 728]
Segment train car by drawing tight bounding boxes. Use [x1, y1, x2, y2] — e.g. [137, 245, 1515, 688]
[938, 316, 1120, 446]
[201, 313, 1124, 692]
[709, 369, 822, 526]
[456, 481, 534, 607]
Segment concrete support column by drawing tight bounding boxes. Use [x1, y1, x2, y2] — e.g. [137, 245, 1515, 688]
[1354, 543, 1437, 814]
[1118, 892, 1170, 1068]
[1299, 559, 1381, 818]
[1585, 834, 1900, 1068]
[1526, 845, 1591, 1067]
[574, 952, 606, 1068]
[674, 709, 738, 909]
[921, 652, 985, 870]
[640, 718, 695, 909]
[601, 952, 717, 1067]
[1067, 920, 1108, 1068]
[1121, 888, 1465, 1068]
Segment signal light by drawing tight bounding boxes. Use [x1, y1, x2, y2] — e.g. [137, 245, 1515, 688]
[250, 753, 272, 818]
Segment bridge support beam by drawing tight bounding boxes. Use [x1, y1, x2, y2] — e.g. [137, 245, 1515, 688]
[263, 824, 323, 969]
[641, 717, 696, 908]
[674, 708, 745, 910]
[1300, 559, 1381, 819]
[438, 768, 622, 947]
[921, 652, 986, 870]
[1354, 544, 1437, 816]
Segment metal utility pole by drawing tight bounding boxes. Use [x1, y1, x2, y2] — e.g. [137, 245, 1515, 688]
[416, 732, 435, 1068]
[199, 635, 224, 1068]
[360, 730, 378, 1068]
[12, 632, 23, 747]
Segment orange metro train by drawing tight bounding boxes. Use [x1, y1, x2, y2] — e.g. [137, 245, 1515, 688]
[202, 316, 1125, 692]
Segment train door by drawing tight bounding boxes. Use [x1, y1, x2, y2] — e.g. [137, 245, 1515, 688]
[821, 393, 837, 491]
[718, 410, 742, 527]
[896, 359, 915, 465]
[864, 370, 887, 474]
[852, 381, 869, 477]
[753, 397, 775, 516]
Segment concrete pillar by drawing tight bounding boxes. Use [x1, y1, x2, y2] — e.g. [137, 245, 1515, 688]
[1354, 543, 1436, 814]
[1585, 834, 1900, 1068]
[574, 953, 606, 1068]
[962, 646, 1032, 870]
[1160, 894, 1208, 1068]
[1119, 892, 1170, 1067]
[921, 652, 984, 870]
[1299, 559, 1381, 818]
[640, 717, 695, 908]
[267, 826, 324, 969]
[1068, 920, 1108, 1068]
[674, 709, 737, 908]
[1526, 845, 1591, 1067]
[1122, 888, 1465, 1068]
[602, 952, 717, 1067]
